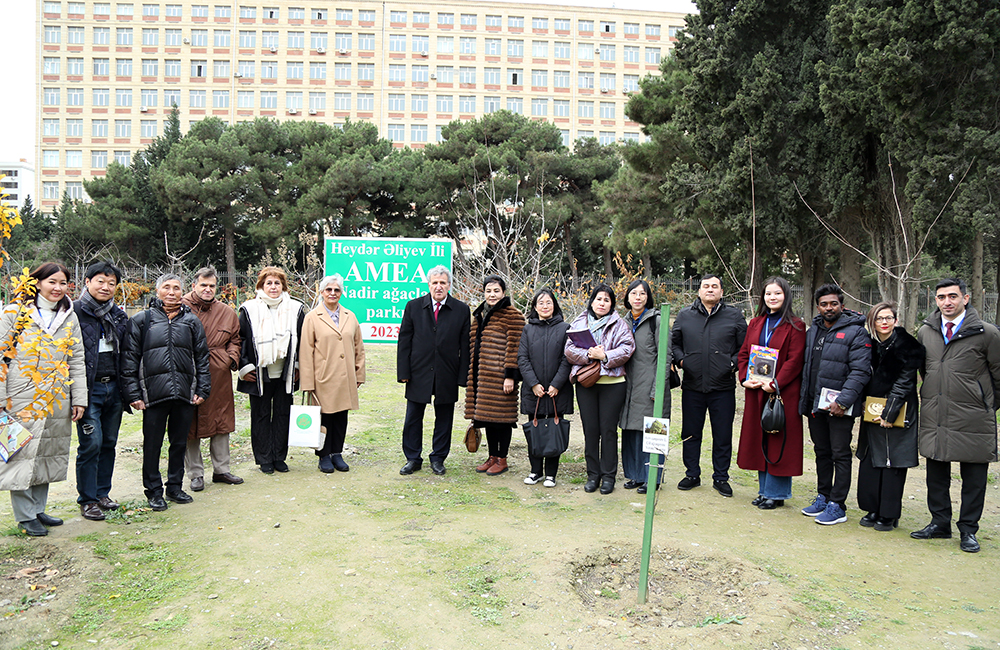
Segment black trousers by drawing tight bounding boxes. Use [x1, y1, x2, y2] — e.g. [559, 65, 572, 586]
[576, 382, 627, 482]
[925, 458, 989, 535]
[680, 389, 735, 482]
[141, 400, 195, 498]
[402, 399, 454, 463]
[249, 381, 293, 465]
[856, 452, 908, 520]
[485, 424, 513, 458]
[316, 411, 348, 457]
[807, 413, 855, 506]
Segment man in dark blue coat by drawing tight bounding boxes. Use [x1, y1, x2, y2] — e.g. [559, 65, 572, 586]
[74, 261, 130, 522]
[396, 265, 471, 476]
[799, 284, 871, 526]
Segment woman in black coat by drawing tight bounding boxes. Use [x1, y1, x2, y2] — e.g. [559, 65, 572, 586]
[517, 288, 572, 487]
[856, 301, 923, 531]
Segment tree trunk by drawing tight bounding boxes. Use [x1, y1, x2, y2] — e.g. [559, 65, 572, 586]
[225, 223, 236, 279]
[563, 222, 578, 291]
[838, 240, 862, 312]
[971, 230, 984, 313]
[602, 246, 614, 281]
[643, 252, 652, 279]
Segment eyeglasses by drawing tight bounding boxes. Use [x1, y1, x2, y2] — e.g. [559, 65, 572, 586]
[874, 316, 896, 323]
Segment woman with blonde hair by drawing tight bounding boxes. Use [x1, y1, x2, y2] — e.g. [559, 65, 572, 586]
[299, 275, 366, 473]
[237, 267, 305, 474]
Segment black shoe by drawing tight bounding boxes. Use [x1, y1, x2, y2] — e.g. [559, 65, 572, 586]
[400, 459, 422, 475]
[148, 496, 168, 512]
[874, 517, 899, 532]
[751, 495, 765, 507]
[859, 512, 877, 528]
[165, 490, 194, 504]
[599, 478, 615, 495]
[260, 463, 274, 475]
[584, 478, 598, 493]
[273, 460, 290, 473]
[677, 476, 701, 491]
[910, 523, 952, 540]
[36, 512, 63, 527]
[318, 455, 335, 473]
[712, 480, 733, 498]
[18, 519, 47, 537]
[430, 461, 446, 475]
[960, 532, 981, 553]
[623, 479, 641, 490]
[758, 499, 784, 510]
[331, 454, 350, 472]
[636, 483, 649, 494]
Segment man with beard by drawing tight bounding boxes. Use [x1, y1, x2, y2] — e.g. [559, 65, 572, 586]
[73, 261, 130, 521]
[799, 284, 871, 525]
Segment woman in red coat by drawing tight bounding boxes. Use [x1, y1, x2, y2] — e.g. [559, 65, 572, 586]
[736, 276, 806, 509]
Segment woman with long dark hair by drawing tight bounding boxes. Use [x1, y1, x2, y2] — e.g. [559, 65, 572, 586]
[565, 284, 635, 495]
[517, 288, 572, 487]
[736, 276, 806, 509]
[467, 275, 525, 476]
[856, 301, 922, 531]
[0, 263, 88, 535]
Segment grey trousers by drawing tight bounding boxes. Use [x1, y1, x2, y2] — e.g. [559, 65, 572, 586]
[184, 434, 231, 478]
[10, 483, 50, 523]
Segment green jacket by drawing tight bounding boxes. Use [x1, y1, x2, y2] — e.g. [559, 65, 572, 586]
[917, 306, 1000, 463]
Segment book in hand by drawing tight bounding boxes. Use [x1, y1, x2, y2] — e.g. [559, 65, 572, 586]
[817, 387, 854, 416]
[862, 397, 907, 428]
[0, 411, 33, 463]
[567, 328, 598, 349]
[747, 345, 778, 383]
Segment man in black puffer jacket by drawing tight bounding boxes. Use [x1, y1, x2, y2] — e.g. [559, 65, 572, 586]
[799, 284, 871, 526]
[122, 274, 211, 512]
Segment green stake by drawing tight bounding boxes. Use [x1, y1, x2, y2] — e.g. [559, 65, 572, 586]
[638, 303, 670, 604]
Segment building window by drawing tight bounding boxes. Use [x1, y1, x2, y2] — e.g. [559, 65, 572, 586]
[164, 59, 181, 76]
[412, 65, 428, 82]
[458, 37, 476, 55]
[116, 58, 133, 76]
[389, 34, 406, 52]
[483, 96, 500, 113]
[114, 119, 131, 137]
[460, 14, 476, 26]
[485, 38, 501, 56]
[436, 66, 454, 82]
[531, 69, 547, 86]
[286, 6, 303, 20]
[388, 64, 405, 82]
[438, 12, 453, 25]
[599, 131, 615, 145]
[67, 88, 84, 106]
[436, 94, 452, 112]
[260, 90, 276, 108]
[333, 62, 349, 79]
[310, 32, 327, 50]
[286, 91, 302, 109]
[66, 150, 83, 168]
[43, 57, 61, 75]
[92, 119, 109, 136]
[553, 70, 570, 88]
[436, 125, 444, 142]
[191, 4, 207, 17]
[114, 150, 131, 165]
[600, 44, 615, 61]
[599, 101, 615, 118]
[66, 181, 85, 199]
[437, 36, 453, 54]
[67, 26, 84, 43]
[600, 73, 616, 91]
[668, 26, 682, 38]
[93, 88, 110, 106]
[459, 66, 475, 84]
[413, 12, 429, 25]
[578, 130, 593, 140]
[507, 39, 524, 57]
[237, 90, 253, 107]
[624, 22, 639, 35]
[623, 74, 639, 92]
[42, 151, 60, 168]
[357, 62, 374, 80]
[531, 98, 547, 116]
[389, 10, 406, 23]
[116, 27, 133, 45]
[358, 9, 373, 22]
[142, 3, 158, 15]
[646, 24, 661, 36]
[239, 5, 255, 18]
[554, 18, 570, 31]
[507, 68, 522, 85]
[335, 32, 351, 50]
[507, 97, 523, 113]
[116, 88, 132, 106]
[310, 8, 326, 21]
[94, 2, 110, 14]
[191, 60, 207, 77]
[214, 29, 230, 46]
[578, 101, 594, 117]
[332, 92, 349, 110]
[531, 41, 547, 57]
[508, 16, 524, 29]
[623, 46, 640, 63]
[622, 132, 639, 142]
[164, 89, 179, 106]
[412, 35, 429, 53]
[578, 72, 594, 89]
[579, 20, 594, 33]
[212, 90, 229, 107]
[262, 6, 277, 19]
[92, 150, 108, 168]
[553, 41, 570, 58]
[43, 182, 60, 199]
[215, 5, 231, 18]
[483, 67, 500, 85]
[142, 28, 158, 45]
[141, 88, 158, 106]
[309, 61, 326, 79]
[645, 47, 661, 64]
[189, 89, 206, 107]
[411, 124, 427, 142]
[43, 88, 60, 106]
[387, 94, 404, 111]
[165, 28, 181, 45]
[287, 31, 304, 48]
[191, 29, 207, 46]
[93, 26, 110, 44]
[260, 61, 277, 78]
[213, 59, 230, 77]
[44, 2, 62, 14]
[141, 119, 158, 137]
[64, 119, 82, 136]
[357, 93, 373, 110]
[532, 17, 547, 30]
[459, 95, 475, 112]
[357, 32, 373, 50]
[386, 124, 404, 141]
[600, 21, 615, 34]
[44, 25, 61, 44]
[578, 43, 594, 61]
[309, 91, 326, 110]
[43, 119, 60, 136]
[165, 4, 181, 17]
[560, 130, 570, 146]
[485, 15, 501, 27]
[239, 30, 256, 47]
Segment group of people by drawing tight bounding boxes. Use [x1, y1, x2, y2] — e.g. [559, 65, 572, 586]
[0, 262, 366, 536]
[2, 261, 996, 555]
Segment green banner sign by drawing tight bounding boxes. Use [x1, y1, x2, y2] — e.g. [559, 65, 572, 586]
[324, 237, 453, 343]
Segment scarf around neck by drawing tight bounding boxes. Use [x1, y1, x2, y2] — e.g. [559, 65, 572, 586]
[243, 290, 297, 389]
[587, 312, 612, 344]
[79, 289, 120, 352]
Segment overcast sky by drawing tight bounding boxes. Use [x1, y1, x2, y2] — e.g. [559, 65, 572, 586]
[0, 0, 697, 166]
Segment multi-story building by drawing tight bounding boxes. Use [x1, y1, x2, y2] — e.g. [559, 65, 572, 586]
[0, 160, 36, 208]
[35, 0, 686, 212]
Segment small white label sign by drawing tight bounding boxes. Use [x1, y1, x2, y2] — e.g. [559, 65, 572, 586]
[642, 417, 670, 455]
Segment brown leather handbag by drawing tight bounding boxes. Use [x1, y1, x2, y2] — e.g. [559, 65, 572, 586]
[464, 424, 482, 453]
[575, 360, 602, 388]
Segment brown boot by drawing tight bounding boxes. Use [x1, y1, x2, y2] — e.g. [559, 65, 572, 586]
[486, 457, 509, 475]
[476, 456, 496, 473]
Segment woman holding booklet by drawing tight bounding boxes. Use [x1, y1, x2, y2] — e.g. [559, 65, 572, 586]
[855, 302, 922, 531]
[736, 276, 806, 510]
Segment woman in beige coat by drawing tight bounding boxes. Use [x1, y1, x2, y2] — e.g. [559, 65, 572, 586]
[0, 263, 87, 537]
[299, 275, 366, 473]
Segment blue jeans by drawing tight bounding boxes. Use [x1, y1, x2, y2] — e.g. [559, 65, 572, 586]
[75, 380, 123, 505]
[758, 471, 792, 500]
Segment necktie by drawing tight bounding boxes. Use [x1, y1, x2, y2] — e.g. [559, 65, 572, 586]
[433, 302, 440, 322]
[945, 321, 954, 343]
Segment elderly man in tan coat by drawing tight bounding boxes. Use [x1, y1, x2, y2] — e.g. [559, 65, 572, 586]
[181, 266, 244, 491]
[299, 274, 366, 473]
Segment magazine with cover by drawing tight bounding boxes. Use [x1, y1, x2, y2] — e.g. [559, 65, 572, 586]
[0, 411, 33, 463]
[747, 345, 778, 383]
[817, 387, 855, 416]
[567, 328, 598, 349]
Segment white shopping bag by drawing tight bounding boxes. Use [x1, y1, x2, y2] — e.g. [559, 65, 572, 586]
[288, 403, 324, 449]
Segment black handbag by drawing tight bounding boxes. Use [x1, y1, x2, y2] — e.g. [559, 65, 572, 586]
[760, 384, 787, 464]
[522, 397, 571, 458]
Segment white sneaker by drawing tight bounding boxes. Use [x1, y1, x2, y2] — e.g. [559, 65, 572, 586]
[524, 473, 542, 485]
[543, 476, 556, 488]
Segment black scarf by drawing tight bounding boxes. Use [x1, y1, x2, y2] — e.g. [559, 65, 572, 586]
[79, 289, 120, 352]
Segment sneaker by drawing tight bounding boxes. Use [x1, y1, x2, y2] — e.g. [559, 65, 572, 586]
[815, 501, 847, 525]
[801, 494, 828, 517]
[524, 473, 542, 485]
[677, 476, 701, 490]
[543, 476, 556, 488]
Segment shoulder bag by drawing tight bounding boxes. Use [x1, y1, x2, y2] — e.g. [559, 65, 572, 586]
[522, 397, 571, 458]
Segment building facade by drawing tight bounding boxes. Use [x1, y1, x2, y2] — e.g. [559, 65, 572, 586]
[35, 0, 686, 211]
[0, 160, 36, 208]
